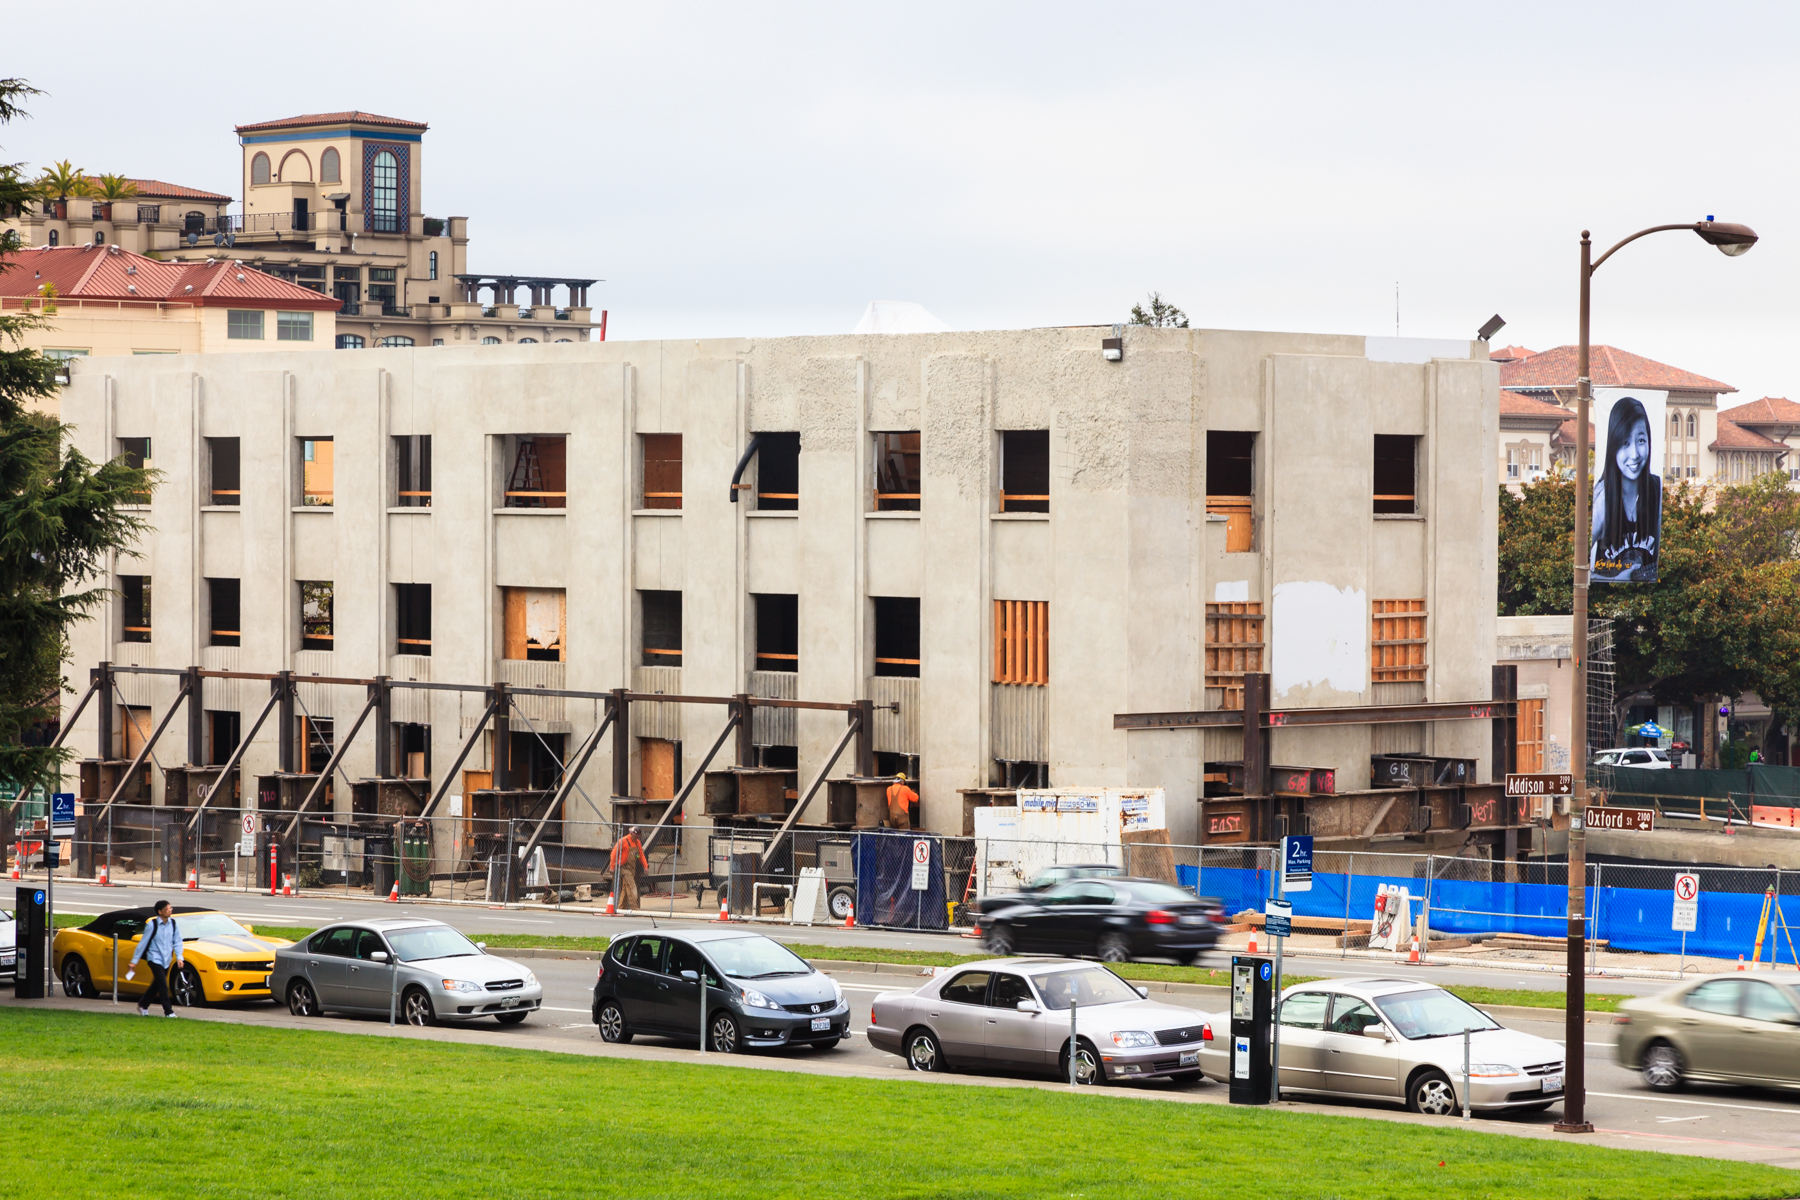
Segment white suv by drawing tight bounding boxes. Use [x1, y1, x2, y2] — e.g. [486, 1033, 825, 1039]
[1592, 748, 1672, 770]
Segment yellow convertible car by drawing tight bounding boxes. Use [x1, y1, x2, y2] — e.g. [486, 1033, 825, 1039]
[53, 906, 294, 1006]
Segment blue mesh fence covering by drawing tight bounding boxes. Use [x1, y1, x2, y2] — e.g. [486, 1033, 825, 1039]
[854, 830, 948, 931]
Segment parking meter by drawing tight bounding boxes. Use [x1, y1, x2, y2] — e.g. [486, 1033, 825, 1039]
[1228, 953, 1273, 1105]
[14, 886, 47, 999]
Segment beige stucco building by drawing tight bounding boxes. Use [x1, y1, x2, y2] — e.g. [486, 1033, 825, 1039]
[57, 326, 1500, 851]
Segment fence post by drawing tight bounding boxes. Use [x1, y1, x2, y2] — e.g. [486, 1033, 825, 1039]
[1342, 851, 1352, 960]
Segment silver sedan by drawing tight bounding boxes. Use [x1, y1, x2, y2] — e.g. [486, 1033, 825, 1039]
[271, 918, 544, 1026]
[868, 957, 1211, 1084]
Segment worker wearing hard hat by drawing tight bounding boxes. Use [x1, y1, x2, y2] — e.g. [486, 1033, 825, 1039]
[886, 772, 918, 828]
[610, 827, 649, 910]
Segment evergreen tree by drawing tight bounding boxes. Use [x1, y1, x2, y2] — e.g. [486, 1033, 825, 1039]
[1128, 292, 1189, 328]
[0, 79, 151, 788]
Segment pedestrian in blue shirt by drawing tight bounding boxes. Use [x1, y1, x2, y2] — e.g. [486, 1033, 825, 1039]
[128, 900, 184, 1017]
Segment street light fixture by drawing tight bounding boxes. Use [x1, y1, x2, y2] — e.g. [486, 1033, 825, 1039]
[1559, 217, 1757, 1136]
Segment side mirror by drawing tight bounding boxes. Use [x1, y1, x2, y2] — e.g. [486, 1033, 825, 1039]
[681, 969, 699, 982]
[476, 942, 487, 952]
[369, 951, 389, 963]
[1135, 986, 1150, 999]
[1016, 1000, 1041, 1014]
[1361, 1026, 1392, 1041]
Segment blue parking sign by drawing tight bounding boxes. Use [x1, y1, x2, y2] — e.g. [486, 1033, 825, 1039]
[51, 792, 76, 838]
[1281, 834, 1313, 893]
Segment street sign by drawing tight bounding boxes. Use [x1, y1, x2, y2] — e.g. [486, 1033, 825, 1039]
[51, 792, 75, 838]
[1264, 898, 1293, 938]
[1672, 872, 1699, 933]
[239, 813, 257, 857]
[910, 839, 930, 891]
[1506, 773, 1573, 798]
[1281, 835, 1313, 893]
[1584, 806, 1655, 832]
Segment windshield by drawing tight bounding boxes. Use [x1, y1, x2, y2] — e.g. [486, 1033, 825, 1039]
[703, 936, 812, 979]
[1032, 966, 1142, 1011]
[1120, 881, 1203, 906]
[176, 913, 256, 941]
[1373, 988, 1501, 1039]
[387, 925, 482, 963]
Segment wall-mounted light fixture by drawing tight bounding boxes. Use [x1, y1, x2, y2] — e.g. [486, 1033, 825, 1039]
[1102, 324, 1123, 363]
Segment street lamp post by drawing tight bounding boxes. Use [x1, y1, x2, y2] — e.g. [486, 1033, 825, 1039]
[1558, 218, 1757, 1135]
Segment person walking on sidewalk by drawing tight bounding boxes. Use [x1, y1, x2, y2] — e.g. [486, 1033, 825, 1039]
[128, 900, 184, 1017]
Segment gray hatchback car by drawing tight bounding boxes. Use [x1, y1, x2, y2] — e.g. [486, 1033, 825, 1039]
[272, 917, 544, 1026]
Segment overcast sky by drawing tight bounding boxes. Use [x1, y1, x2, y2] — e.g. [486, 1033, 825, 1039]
[9, 2, 1795, 403]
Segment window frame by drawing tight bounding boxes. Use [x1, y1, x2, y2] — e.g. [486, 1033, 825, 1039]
[370, 150, 399, 233]
[641, 433, 683, 511]
[226, 310, 265, 340]
[395, 582, 432, 656]
[998, 429, 1050, 514]
[873, 431, 922, 511]
[299, 580, 334, 651]
[276, 311, 314, 342]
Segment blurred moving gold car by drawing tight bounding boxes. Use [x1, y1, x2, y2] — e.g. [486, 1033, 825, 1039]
[53, 906, 294, 1007]
[1614, 974, 1800, 1091]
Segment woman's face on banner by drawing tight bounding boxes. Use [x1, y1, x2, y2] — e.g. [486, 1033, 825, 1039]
[1616, 417, 1650, 481]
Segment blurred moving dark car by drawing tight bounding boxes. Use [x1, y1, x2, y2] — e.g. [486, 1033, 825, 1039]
[977, 877, 1224, 964]
[972, 863, 1126, 917]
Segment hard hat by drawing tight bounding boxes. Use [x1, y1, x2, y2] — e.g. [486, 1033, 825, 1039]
[896, 772, 908, 782]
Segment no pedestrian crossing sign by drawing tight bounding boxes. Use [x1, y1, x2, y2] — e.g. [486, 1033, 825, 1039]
[910, 839, 930, 891]
[1672, 873, 1699, 933]
[1281, 834, 1313, 893]
[239, 814, 257, 857]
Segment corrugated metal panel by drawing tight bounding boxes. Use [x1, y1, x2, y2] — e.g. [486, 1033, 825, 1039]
[631, 666, 682, 741]
[992, 683, 1046, 762]
[1371, 682, 1426, 755]
[869, 676, 919, 754]
[1203, 727, 1240, 763]
[388, 655, 432, 725]
[500, 659, 567, 731]
[749, 670, 798, 747]
[201, 646, 240, 710]
[294, 650, 336, 717]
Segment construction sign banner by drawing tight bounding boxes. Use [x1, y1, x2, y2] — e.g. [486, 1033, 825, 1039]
[1589, 388, 1666, 584]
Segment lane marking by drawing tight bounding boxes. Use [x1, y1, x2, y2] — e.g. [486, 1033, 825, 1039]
[1655, 1115, 1708, 1123]
[1589, 1090, 1800, 1116]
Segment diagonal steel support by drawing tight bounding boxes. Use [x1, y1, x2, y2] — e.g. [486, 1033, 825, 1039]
[764, 710, 863, 863]
[282, 687, 382, 841]
[416, 694, 502, 821]
[517, 703, 616, 868]
[97, 675, 196, 819]
[3, 676, 100, 811]
[186, 686, 283, 835]
[641, 711, 741, 856]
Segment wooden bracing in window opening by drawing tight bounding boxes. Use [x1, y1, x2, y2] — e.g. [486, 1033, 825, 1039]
[1205, 496, 1252, 552]
[1516, 698, 1545, 773]
[1204, 602, 1263, 710]
[993, 600, 1048, 686]
[1371, 599, 1428, 683]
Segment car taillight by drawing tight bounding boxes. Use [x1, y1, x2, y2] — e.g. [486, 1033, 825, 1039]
[870, 1009, 878, 1025]
[1146, 910, 1176, 925]
[1613, 1014, 1631, 1025]
[1200, 1023, 1213, 1042]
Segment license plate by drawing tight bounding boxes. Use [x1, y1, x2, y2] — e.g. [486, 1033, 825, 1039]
[500, 996, 521, 1009]
[1179, 916, 1202, 926]
[811, 1017, 831, 1031]
[1180, 1051, 1199, 1066]
[1542, 1074, 1563, 1092]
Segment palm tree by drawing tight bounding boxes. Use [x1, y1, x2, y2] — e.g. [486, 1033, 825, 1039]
[90, 173, 137, 221]
[35, 159, 94, 218]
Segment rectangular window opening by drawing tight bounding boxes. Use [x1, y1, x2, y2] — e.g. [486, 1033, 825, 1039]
[208, 578, 240, 647]
[227, 310, 265, 340]
[503, 587, 565, 662]
[1206, 431, 1255, 552]
[395, 434, 431, 507]
[754, 593, 799, 672]
[207, 437, 240, 506]
[301, 437, 334, 506]
[1516, 699, 1546, 774]
[873, 432, 921, 512]
[640, 590, 682, 667]
[505, 435, 567, 508]
[874, 596, 920, 678]
[1371, 599, 1428, 683]
[397, 723, 431, 780]
[642, 433, 683, 510]
[120, 574, 152, 643]
[207, 710, 240, 767]
[300, 581, 334, 650]
[754, 432, 800, 511]
[1204, 602, 1264, 710]
[993, 600, 1048, 685]
[396, 583, 432, 656]
[999, 430, 1049, 514]
[276, 311, 314, 342]
[1373, 435, 1417, 515]
[301, 716, 334, 774]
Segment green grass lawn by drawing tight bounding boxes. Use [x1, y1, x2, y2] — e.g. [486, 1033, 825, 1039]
[1, 1009, 1791, 1200]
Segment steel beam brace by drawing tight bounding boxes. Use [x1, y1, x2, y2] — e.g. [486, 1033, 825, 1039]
[764, 711, 863, 863]
[98, 675, 195, 818]
[641, 712, 741, 855]
[1115, 698, 1517, 731]
[416, 696, 502, 821]
[186, 686, 283, 834]
[517, 704, 616, 867]
[3, 676, 100, 811]
[283, 688, 383, 840]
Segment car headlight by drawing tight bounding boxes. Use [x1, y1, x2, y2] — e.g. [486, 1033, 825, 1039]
[829, 977, 843, 1005]
[742, 989, 780, 1010]
[1109, 1030, 1156, 1048]
[1466, 1063, 1522, 1077]
[440, 979, 483, 994]
[524, 971, 538, 988]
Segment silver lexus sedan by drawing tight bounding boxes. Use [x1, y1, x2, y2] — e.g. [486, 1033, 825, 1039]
[868, 957, 1210, 1084]
[272, 917, 544, 1026]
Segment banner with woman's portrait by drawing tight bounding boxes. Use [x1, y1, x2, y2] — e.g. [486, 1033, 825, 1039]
[1589, 387, 1666, 583]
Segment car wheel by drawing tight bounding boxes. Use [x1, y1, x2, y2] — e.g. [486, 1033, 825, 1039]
[596, 999, 632, 1044]
[1097, 933, 1131, 963]
[810, 1037, 842, 1051]
[287, 979, 319, 1018]
[1177, 953, 1201, 967]
[1060, 1037, 1106, 1085]
[708, 1010, 743, 1054]
[827, 886, 856, 922]
[1407, 1069, 1458, 1116]
[60, 956, 94, 999]
[982, 925, 1015, 956]
[1642, 1041, 1685, 1091]
[906, 1028, 946, 1073]
[402, 987, 437, 1027]
[174, 965, 206, 1008]
[495, 1011, 529, 1026]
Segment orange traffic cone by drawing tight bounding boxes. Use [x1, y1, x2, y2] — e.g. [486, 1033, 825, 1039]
[98, 861, 112, 886]
[604, 891, 617, 916]
[186, 867, 198, 891]
[842, 901, 855, 930]
[282, 873, 294, 897]
[716, 895, 730, 922]
[386, 880, 401, 903]
[10, 843, 21, 881]
[1247, 930, 1258, 955]
[1408, 936, 1421, 965]
[1738, 955, 1747, 971]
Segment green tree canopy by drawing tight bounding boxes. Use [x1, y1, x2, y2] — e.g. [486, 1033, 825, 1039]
[1128, 292, 1189, 328]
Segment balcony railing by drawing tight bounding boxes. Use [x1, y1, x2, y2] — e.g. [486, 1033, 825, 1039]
[381, 304, 411, 318]
[337, 300, 361, 316]
[554, 309, 571, 320]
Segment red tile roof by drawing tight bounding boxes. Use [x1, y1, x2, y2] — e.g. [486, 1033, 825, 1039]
[236, 111, 427, 133]
[1722, 397, 1800, 427]
[1498, 344, 1735, 394]
[1712, 415, 1788, 452]
[1489, 344, 1536, 362]
[0, 246, 340, 310]
[1500, 391, 1570, 420]
[88, 177, 232, 203]
[1552, 417, 1593, 449]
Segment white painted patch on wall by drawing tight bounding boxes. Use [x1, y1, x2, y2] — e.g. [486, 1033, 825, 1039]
[1363, 336, 1471, 364]
[1272, 581, 1368, 698]
[1213, 580, 1249, 603]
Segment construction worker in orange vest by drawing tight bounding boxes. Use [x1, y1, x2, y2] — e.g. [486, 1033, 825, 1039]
[610, 828, 649, 911]
[886, 773, 918, 829]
